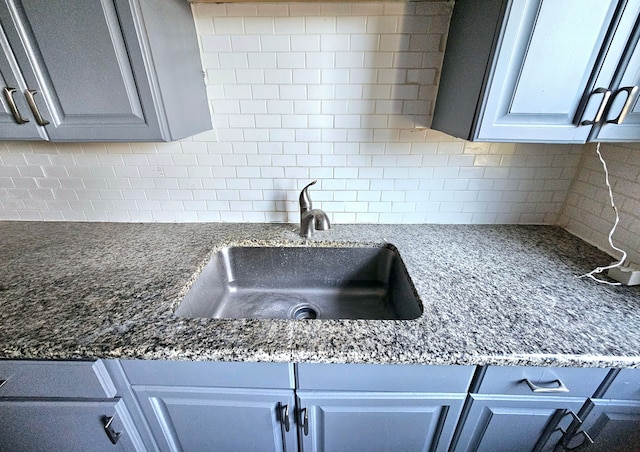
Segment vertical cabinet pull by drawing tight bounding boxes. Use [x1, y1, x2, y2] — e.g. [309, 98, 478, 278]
[551, 408, 596, 450]
[280, 403, 290, 432]
[24, 89, 50, 126]
[581, 87, 612, 125]
[102, 416, 121, 445]
[3, 87, 29, 124]
[522, 378, 569, 393]
[299, 407, 309, 436]
[552, 409, 585, 449]
[607, 86, 639, 124]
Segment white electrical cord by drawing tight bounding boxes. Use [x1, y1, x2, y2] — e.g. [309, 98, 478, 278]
[577, 142, 627, 285]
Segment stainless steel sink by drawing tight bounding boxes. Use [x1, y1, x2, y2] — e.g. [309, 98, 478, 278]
[174, 245, 422, 320]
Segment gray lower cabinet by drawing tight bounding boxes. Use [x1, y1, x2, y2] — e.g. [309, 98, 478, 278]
[561, 368, 640, 451]
[0, 360, 143, 451]
[0, 0, 211, 142]
[113, 360, 298, 452]
[10, 360, 627, 451]
[450, 366, 610, 452]
[133, 387, 296, 452]
[0, 399, 133, 452]
[107, 360, 475, 452]
[295, 363, 475, 452]
[572, 400, 640, 450]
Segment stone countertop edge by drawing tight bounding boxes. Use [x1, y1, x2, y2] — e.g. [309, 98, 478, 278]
[0, 222, 639, 368]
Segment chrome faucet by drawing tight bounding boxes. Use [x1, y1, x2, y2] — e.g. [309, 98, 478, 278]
[299, 180, 330, 238]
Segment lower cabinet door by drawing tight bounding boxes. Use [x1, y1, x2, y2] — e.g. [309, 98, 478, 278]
[451, 395, 586, 452]
[0, 398, 135, 451]
[296, 391, 466, 452]
[574, 399, 640, 451]
[133, 386, 297, 452]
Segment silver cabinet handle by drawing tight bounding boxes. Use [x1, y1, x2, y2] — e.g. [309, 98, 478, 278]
[522, 378, 569, 393]
[280, 403, 290, 432]
[24, 89, 50, 126]
[300, 407, 309, 436]
[552, 409, 585, 448]
[607, 86, 639, 124]
[102, 416, 121, 445]
[3, 87, 29, 124]
[581, 87, 612, 125]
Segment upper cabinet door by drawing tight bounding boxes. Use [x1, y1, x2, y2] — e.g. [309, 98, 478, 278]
[476, 0, 619, 143]
[0, 0, 211, 142]
[0, 0, 160, 141]
[432, 0, 640, 143]
[591, 8, 640, 142]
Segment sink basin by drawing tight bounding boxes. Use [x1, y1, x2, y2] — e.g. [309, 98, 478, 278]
[175, 245, 422, 320]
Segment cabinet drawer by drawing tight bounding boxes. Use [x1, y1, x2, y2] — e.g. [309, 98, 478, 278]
[0, 360, 113, 398]
[121, 360, 295, 389]
[475, 366, 609, 398]
[296, 364, 475, 393]
[602, 368, 640, 400]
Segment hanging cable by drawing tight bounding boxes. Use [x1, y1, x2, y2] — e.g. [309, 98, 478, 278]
[576, 142, 627, 285]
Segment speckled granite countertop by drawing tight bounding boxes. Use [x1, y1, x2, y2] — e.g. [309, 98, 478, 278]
[1, 222, 639, 367]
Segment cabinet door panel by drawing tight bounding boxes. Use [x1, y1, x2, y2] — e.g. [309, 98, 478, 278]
[133, 386, 296, 452]
[577, 400, 640, 451]
[0, 0, 161, 141]
[297, 391, 466, 452]
[0, 399, 133, 451]
[477, 0, 619, 142]
[452, 395, 585, 452]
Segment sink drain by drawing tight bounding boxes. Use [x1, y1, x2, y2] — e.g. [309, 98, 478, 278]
[293, 306, 318, 320]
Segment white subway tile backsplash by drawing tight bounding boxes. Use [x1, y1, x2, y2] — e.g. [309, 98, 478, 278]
[560, 142, 640, 265]
[1, 1, 613, 238]
[261, 35, 290, 52]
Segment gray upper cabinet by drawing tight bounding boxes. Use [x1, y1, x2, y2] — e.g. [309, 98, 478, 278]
[432, 0, 640, 143]
[0, 0, 211, 142]
[592, 23, 640, 142]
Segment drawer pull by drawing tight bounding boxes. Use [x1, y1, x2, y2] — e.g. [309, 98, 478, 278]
[522, 378, 569, 393]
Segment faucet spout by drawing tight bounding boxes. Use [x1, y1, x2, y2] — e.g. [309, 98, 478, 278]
[299, 180, 330, 238]
[299, 180, 317, 214]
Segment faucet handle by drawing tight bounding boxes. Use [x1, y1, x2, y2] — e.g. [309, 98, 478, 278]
[299, 180, 317, 212]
